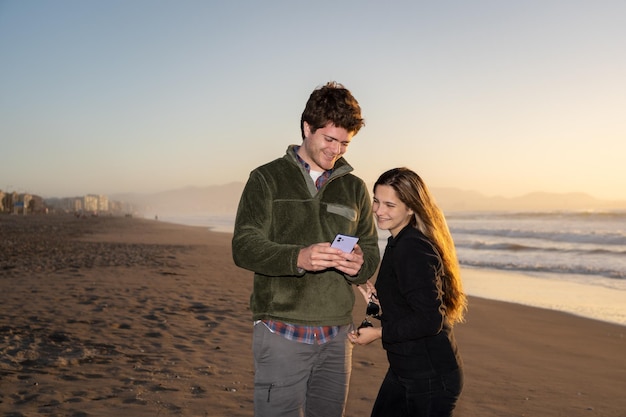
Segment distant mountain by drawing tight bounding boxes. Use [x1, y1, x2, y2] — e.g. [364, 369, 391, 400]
[111, 182, 244, 215]
[112, 182, 626, 216]
[433, 188, 626, 212]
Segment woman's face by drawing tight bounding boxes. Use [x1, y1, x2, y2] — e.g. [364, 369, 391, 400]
[373, 184, 413, 237]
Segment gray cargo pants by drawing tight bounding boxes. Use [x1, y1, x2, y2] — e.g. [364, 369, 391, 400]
[252, 322, 354, 417]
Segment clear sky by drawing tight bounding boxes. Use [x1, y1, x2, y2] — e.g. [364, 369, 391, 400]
[1, 1, 625, 200]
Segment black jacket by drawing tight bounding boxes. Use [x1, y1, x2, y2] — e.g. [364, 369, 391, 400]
[376, 225, 462, 378]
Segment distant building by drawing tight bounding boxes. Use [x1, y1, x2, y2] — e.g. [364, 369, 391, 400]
[0, 191, 133, 217]
[1, 192, 17, 213]
[41, 196, 82, 213]
[0, 193, 34, 215]
[108, 200, 122, 213]
[28, 195, 45, 213]
[71, 197, 82, 212]
[83, 195, 99, 213]
[97, 195, 108, 212]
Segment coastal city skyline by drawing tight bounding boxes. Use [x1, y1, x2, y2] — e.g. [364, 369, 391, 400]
[1, 1, 625, 201]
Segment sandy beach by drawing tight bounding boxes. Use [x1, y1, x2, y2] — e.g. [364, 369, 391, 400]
[1, 214, 625, 416]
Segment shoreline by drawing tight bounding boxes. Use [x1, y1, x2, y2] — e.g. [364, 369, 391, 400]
[154, 215, 626, 327]
[461, 267, 626, 327]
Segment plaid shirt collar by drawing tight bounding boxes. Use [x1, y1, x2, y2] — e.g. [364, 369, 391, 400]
[293, 146, 333, 190]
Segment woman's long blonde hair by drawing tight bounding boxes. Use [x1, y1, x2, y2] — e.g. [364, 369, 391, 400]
[375, 167, 467, 325]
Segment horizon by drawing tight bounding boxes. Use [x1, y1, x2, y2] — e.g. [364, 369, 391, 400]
[1, 2, 625, 201]
[15, 182, 624, 216]
[1, 182, 623, 201]
[3, 180, 626, 205]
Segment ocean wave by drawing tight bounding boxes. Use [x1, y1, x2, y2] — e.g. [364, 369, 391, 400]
[463, 241, 537, 251]
[456, 240, 626, 256]
[450, 227, 626, 246]
[459, 259, 625, 280]
[446, 210, 626, 221]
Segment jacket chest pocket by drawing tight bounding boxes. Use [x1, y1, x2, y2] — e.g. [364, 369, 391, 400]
[326, 203, 357, 221]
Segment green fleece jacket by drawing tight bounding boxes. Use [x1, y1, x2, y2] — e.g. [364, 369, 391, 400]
[232, 145, 380, 326]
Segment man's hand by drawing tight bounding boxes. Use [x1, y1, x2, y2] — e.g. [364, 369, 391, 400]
[334, 243, 364, 276]
[297, 243, 364, 276]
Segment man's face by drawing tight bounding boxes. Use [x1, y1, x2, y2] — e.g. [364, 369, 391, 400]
[299, 122, 354, 171]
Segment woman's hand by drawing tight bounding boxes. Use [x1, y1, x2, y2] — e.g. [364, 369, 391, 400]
[356, 280, 377, 304]
[348, 326, 382, 345]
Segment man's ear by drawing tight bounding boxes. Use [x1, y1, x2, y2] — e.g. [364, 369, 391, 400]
[303, 121, 311, 138]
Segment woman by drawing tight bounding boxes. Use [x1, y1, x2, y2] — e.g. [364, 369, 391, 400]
[349, 167, 467, 417]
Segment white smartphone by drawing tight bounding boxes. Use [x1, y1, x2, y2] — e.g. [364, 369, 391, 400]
[331, 234, 359, 253]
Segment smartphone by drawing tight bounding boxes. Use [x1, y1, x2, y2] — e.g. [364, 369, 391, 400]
[331, 234, 359, 253]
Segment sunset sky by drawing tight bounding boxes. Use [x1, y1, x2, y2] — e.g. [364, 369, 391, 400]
[1, 1, 625, 201]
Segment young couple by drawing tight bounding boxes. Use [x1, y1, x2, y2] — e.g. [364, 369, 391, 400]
[232, 81, 467, 417]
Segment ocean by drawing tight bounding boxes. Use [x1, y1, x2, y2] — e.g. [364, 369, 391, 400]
[447, 211, 626, 287]
[155, 211, 626, 326]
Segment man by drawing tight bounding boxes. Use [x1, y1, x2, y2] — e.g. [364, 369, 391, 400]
[232, 81, 380, 417]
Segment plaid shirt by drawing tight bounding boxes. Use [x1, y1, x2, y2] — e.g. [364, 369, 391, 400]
[294, 146, 333, 190]
[260, 320, 340, 345]
[258, 148, 339, 345]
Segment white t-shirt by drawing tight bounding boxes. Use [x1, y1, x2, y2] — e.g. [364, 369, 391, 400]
[310, 170, 323, 184]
